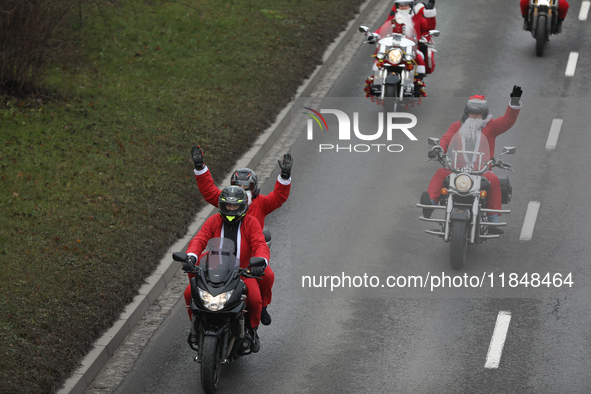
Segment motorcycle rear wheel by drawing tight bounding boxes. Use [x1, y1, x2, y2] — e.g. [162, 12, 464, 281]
[535, 15, 547, 57]
[450, 220, 469, 270]
[200, 336, 222, 394]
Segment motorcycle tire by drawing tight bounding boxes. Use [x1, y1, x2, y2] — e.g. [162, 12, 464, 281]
[450, 220, 469, 270]
[200, 336, 222, 394]
[535, 15, 547, 57]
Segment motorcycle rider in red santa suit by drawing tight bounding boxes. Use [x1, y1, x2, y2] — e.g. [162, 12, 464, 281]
[421, 86, 523, 234]
[190, 145, 292, 326]
[520, 0, 569, 32]
[184, 186, 270, 352]
[372, 0, 436, 86]
[387, 0, 437, 30]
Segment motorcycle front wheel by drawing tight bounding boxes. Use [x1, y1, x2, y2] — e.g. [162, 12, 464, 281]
[450, 220, 469, 270]
[535, 15, 547, 57]
[200, 335, 222, 394]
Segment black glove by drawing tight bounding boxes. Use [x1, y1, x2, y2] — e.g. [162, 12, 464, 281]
[191, 145, 205, 171]
[250, 266, 265, 277]
[183, 255, 197, 272]
[278, 153, 292, 180]
[510, 85, 523, 106]
[425, 0, 435, 10]
[427, 146, 442, 159]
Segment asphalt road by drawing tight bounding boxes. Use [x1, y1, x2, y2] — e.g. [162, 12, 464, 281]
[88, 1, 591, 393]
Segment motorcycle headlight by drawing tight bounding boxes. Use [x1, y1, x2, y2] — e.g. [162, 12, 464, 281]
[388, 48, 403, 64]
[376, 52, 386, 60]
[198, 288, 234, 311]
[454, 174, 473, 193]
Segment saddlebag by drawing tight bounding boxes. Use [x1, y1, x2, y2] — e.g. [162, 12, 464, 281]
[499, 176, 512, 204]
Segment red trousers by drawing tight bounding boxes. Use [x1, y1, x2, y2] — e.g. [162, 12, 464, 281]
[520, 0, 569, 19]
[184, 265, 274, 329]
[427, 168, 502, 211]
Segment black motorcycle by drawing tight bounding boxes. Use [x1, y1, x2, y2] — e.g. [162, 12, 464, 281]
[526, 0, 560, 56]
[173, 237, 266, 394]
[417, 135, 515, 270]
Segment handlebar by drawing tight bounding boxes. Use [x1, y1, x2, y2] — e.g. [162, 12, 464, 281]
[429, 149, 514, 174]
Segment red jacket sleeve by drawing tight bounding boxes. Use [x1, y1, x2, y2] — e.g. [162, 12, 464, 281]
[195, 167, 222, 207]
[486, 105, 521, 139]
[186, 215, 217, 259]
[257, 176, 291, 216]
[246, 216, 270, 262]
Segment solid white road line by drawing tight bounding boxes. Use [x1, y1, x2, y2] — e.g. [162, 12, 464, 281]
[565, 52, 579, 77]
[485, 311, 512, 369]
[579, 1, 590, 21]
[545, 119, 563, 151]
[520, 201, 541, 241]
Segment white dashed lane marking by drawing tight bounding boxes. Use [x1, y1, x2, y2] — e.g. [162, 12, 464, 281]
[579, 1, 590, 21]
[485, 311, 512, 369]
[520, 201, 541, 241]
[545, 119, 563, 151]
[565, 52, 579, 77]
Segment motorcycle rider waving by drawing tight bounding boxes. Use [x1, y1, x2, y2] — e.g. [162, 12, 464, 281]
[190, 144, 292, 326]
[185, 186, 270, 352]
[421, 86, 523, 234]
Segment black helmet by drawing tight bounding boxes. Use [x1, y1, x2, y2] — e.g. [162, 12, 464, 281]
[461, 95, 489, 123]
[218, 186, 249, 223]
[231, 168, 259, 198]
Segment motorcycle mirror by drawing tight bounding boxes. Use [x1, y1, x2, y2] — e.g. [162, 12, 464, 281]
[428, 137, 440, 146]
[172, 252, 188, 262]
[359, 26, 370, 33]
[502, 146, 516, 155]
[249, 257, 266, 268]
[429, 30, 440, 37]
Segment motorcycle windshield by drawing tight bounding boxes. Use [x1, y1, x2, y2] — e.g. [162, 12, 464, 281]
[375, 20, 417, 48]
[202, 238, 240, 285]
[447, 130, 491, 171]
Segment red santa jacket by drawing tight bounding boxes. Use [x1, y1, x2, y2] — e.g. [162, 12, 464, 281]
[187, 214, 270, 269]
[440, 102, 521, 157]
[386, 3, 437, 36]
[194, 166, 291, 229]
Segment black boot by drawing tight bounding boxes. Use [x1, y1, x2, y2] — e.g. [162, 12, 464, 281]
[250, 327, 260, 353]
[523, 15, 532, 31]
[556, 18, 563, 33]
[420, 191, 434, 218]
[260, 307, 272, 326]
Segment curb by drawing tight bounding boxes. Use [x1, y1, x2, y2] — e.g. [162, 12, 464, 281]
[57, 0, 380, 392]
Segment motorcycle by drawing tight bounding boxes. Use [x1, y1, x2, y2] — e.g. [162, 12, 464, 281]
[416, 133, 516, 270]
[526, 0, 560, 56]
[172, 237, 266, 394]
[359, 24, 439, 112]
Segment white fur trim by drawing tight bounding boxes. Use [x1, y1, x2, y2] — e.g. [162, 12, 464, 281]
[423, 9, 436, 18]
[416, 65, 426, 74]
[508, 100, 522, 110]
[277, 175, 291, 185]
[194, 165, 209, 176]
[187, 252, 198, 260]
[414, 3, 425, 12]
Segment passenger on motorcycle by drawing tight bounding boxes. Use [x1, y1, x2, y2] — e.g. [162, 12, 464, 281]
[190, 145, 292, 326]
[387, 0, 437, 31]
[421, 86, 523, 234]
[184, 186, 270, 352]
[521, 0, 569, 33]
[371, 0, 436, 81]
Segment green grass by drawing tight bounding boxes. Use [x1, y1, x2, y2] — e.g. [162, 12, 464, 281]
[0, 0, 365, 392]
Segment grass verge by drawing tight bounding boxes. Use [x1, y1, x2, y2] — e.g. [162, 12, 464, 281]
[0, 0, 366, 392]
